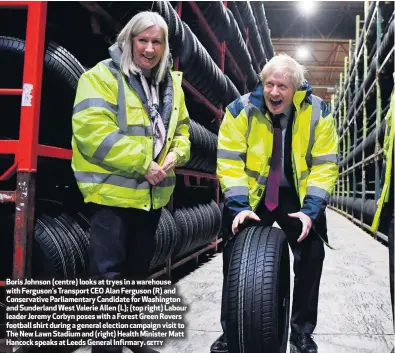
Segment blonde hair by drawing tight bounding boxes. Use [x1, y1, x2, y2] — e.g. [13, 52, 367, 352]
[116, 11, 169, 83]
[260, 53, 307, 89]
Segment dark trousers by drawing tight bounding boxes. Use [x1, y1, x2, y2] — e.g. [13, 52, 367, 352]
[89, 203, 161, 280]
[89, 203, 161, 353]
[220, 187, 326, 335]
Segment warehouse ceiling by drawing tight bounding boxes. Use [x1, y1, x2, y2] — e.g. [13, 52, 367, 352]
[0, 1, 366, 104]
[263, 1, 365, 102]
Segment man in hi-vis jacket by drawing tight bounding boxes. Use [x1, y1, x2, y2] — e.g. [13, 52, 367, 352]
[211, 53, 339, 353]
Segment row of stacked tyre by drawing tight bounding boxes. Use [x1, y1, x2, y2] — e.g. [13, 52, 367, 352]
[0, 35, 222, 277]
[338, 115, 386, 168]
[156, 0, 274, 175]
[335, 13, 393, 170]
[191, 1, 274, 104]
[330, 196, 377, 226]
[336, 15, 394, 129]
[350, 3, 394, 80]
[0, 1, 278, 279]
[0, 199, 222, 279]
[1, 2, 276, 173]
[0, 33, 218, 175]
[108, 1, 274, 108]
[185, 120, 218, 174]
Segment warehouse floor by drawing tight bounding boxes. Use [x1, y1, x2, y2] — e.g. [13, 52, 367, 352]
[76, 209, 394, 353]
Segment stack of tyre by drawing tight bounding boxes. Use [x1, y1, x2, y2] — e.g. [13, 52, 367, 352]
[330, 195, 378, 226]
[330, 1, 394, 244]
[0, 36, 91, 281]
[0, 1, 277, 280]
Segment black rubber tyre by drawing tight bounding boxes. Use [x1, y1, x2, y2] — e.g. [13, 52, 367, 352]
[185, 206, 199, 253]
[0, 36, 85, 149]
[210, 200, 222, 237]
[36, 199, 90, 277]
[173, 207, 190, 256]
[162, 208, 178, 266]
[154, 207, 177, 269]
[226, 226, 290, 353]
[36, 214, 76, 279]
[150, 210, 165, 270]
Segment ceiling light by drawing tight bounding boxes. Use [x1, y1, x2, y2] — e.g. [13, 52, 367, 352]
[297, 1, 316, 16]
[296, 47, 310, 60]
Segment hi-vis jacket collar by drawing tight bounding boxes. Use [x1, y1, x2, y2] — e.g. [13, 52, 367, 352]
[248, 81, 314, 114]
[109, 43, 122, 68]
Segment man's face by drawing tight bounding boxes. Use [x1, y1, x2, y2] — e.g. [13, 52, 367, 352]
[263, 73, 296, 114]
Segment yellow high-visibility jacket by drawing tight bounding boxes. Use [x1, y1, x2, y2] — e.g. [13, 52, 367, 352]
[217, 82, 339, 221]
[71, 44, 190, 210]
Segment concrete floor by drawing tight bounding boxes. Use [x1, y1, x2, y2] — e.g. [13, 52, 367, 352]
[75, 209, 394, 353]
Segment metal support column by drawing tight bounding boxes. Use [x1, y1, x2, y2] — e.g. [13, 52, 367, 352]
[353, 14, 361, 208]
[344, 56, 351, 200]
[361, 0, 369, 225]
[375, 4, 383, 202]
[0, 3, 48, 353]
[13, 2, 47, 281]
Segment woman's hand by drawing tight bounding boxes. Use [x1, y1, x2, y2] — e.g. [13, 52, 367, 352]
[162, 152, 177, 173]
[145, 162, 166, 185]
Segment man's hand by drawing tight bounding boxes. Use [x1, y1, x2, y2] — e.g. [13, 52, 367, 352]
[288, 212, 312, 242]
[145, 162, 166, 185]
[162, 152, 177, 173]
[232, 210, 261, 235]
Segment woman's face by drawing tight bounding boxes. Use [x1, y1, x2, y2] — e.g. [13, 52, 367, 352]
[133, 25, 165, 71]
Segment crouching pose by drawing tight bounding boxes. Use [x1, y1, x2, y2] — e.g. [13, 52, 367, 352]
[212, 53, 339, 353]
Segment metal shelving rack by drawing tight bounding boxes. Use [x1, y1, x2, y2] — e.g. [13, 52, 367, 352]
[153, 0, 254, 277]
[0, 12, 275, 348]
[330, 0, 394, 242]
[0, 3, 48, 353]
[0, 1, 274, 284]
[0, 2, 274, 352]
[0, 1, 47, 282]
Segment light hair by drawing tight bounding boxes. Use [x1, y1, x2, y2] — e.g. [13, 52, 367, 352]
[259, 53, 307, 89]
[116, 11, 169, 82]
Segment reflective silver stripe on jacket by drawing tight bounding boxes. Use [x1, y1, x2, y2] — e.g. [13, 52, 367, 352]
[306, 95, 322, 168]
[246, 168, 267, 185]
[224, 186, 249, 198]
[73, 98, 117, 116]
[92, 130, 124, 161]
[312, 154, 338, 165]
[126, 125, 148, 136]
[90, 61, 152, 160]
[92, 125, 150, 161]
[74, 172, 176, 189]
[217, 149, 246, 163]
[102, 60, 127, 133]
[74, 171, 149, 190]
[307, 186, 330, 202]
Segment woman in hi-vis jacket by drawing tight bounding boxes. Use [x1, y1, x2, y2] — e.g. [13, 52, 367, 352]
[71, 11, 190, 353]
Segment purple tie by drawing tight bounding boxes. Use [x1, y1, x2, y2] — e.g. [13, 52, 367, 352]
[264, 117, 283, 211]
